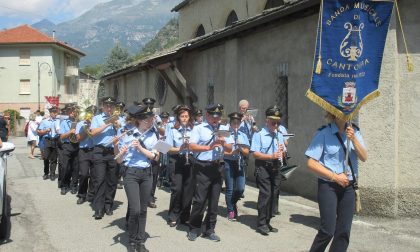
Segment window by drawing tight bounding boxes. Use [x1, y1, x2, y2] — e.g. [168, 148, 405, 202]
[265, 0, 284, 10]
[196, 24, 205, 37]
[19, 49, 31, 65]
[226, 10, 238, 26]
[19, 79, 31, 94]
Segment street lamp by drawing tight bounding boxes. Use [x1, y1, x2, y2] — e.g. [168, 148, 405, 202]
[38, 62, 52, 111]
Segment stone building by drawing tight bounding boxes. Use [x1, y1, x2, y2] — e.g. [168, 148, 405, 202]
[0, 25, 85, 117]
[101, 0, 420, 217]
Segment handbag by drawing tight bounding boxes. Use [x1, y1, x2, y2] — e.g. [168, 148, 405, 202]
[335, 132, 362, 213]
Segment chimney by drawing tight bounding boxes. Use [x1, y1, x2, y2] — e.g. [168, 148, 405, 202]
[52, 30, 55, 39]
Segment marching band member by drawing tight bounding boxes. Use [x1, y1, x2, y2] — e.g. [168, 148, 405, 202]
[187, 103, 233, 242]
[59, 105, 80, 195]
[37, 106, 60, 181]
[193, 109, 203, 126]
[223, 112, 250, 221]
[115, 105, 159, 252]
[306, 113, 367, 252]
[89, 97, 119, 219]
[165, 105, 195, 227]
[76, 105, 97, 204]
[142, 97, 160, 208]
[250, 105, 286, 236]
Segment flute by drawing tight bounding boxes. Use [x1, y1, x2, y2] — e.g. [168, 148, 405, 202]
[114, 126, 154, 160]
[104, 127, 135, 146]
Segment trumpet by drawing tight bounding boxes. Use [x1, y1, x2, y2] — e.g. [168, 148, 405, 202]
[104, 107, 121, 128]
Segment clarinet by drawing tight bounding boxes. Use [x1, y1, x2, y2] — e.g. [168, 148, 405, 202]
[216, 124, 225, 165]
[234, 128, 241, 170]
[274, 129, 283, 167]
[114, 126, 154, 160]
[182, 124, 190, 165]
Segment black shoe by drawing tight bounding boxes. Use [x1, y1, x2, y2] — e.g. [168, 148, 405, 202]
[61, 187, 68, 195]
[70, 188, 77, 194]
[168, 221, 177, 227]
[50, 174, 56, 181]
[240, 193, 245, 198]
[94, 210, 104, 220]
[268, 224, 278, 233]
[127, 243, 136, 252]
[187, 231, 198, 241]
[105, 208, 113, 216]
[257, 225, 270, 236]
[43, 174, 49, 180]
[148, 202, 157, 208]
[204, 232, 220, 242]
[77, 197, 86, 205]
[136, 243, 149, 252]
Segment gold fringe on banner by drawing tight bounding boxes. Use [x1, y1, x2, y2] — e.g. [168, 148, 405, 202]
[395, 0, 414, 72]
[305, 89, 380, 121]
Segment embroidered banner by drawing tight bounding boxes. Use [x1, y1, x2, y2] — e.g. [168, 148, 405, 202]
[306, 0, 394, 120]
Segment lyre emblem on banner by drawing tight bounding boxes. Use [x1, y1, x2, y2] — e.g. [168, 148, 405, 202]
[340, 22, 364, 61]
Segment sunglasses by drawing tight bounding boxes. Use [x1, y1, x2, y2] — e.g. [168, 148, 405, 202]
[269, 120, 280, 126]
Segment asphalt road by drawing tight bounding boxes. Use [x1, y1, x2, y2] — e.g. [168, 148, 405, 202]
[1, 137, 419, 251]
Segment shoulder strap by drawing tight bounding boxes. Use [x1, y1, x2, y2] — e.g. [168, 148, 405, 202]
[334, 132, 358, 188]
[195, 124, 218, 159]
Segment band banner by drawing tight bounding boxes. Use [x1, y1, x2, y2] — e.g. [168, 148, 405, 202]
[306, 0, 394, 120]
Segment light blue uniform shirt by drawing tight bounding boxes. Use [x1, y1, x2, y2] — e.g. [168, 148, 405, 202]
[91, 112, 118, 146]
[190, 122, 233, 161]
[118, 115, 126, 128]
[250, 127, 286, 154]
[239, 121, 253, 141]
[60, 119, 75, 143]
[118, 126, 158, 169]
[165, 125, 192, 155]
[38, 117, 60, 138]
[76, 121, 94, 148]
[278, 125, 290, 141]
[305, 122, 366, 181]
[224, 128, 250, 160]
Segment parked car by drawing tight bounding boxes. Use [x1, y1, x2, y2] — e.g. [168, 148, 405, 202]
[0, 141, 14, 240]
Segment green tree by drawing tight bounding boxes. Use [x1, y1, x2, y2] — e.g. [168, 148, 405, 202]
[103, 44, 132, 74]
[82, 64, 104, 79]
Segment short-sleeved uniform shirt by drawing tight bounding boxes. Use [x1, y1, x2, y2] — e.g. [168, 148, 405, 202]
[76, 120, 94, 148]
[90, 112, 118, 146]
[305, 122, 366, 181]
[190, 122, 233, 161]
[118, 126, 158, 169]
[224, 128, 250, 160]
[250, 127, 286, 156]
[38, 117, 60, 138]
[165, 124, 193, 155]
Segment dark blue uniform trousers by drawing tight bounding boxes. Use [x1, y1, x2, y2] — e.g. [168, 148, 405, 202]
[310, 179, 355, 252]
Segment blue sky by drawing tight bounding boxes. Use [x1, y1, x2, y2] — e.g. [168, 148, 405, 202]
[0, 0, 110, 29]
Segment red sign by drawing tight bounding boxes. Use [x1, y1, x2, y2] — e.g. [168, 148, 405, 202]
[45, 96, 60, 107]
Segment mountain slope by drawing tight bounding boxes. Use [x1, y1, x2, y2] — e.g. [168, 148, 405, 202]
[32, 0, 178, 66]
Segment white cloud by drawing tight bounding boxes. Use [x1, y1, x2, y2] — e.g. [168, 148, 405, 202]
[0, 0, 110, 20]
[0, 0, 55, 18]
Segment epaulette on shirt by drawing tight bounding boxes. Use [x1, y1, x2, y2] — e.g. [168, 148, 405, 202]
[317, 125, 328, 131]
